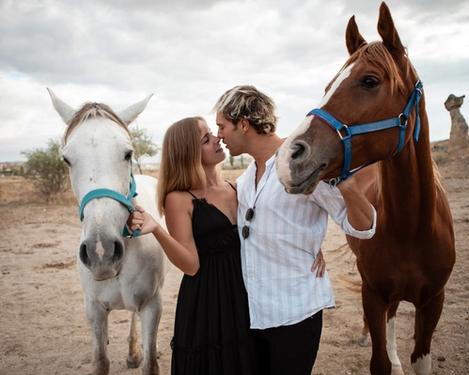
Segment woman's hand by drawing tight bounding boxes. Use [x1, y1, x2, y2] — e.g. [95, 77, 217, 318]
[311, 249, 326, 277]
[127, 206, 160, 235]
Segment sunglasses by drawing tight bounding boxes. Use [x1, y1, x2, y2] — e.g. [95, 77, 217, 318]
[242, 207, 255, 239]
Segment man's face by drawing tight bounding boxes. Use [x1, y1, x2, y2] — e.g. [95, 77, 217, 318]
[216, 112, 245, 156]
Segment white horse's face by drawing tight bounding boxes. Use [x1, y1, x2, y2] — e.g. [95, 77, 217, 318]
[48, 90, 152, 281]
[64, 119, 133, 280]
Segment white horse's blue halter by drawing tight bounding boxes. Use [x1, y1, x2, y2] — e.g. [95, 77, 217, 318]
[307, 80, 423, 186]
[78, 174, 141, 238]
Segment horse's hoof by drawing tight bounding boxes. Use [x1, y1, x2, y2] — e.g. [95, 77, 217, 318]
[358, 334, 370, 347]
[391, 366, 404, 375]
[127, 354, 143, 369]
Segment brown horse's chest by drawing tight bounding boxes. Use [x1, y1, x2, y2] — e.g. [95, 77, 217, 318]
[351, 233, 454, 304]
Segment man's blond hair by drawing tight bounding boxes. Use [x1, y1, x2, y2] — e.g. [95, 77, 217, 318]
[214, 85, 277, 135]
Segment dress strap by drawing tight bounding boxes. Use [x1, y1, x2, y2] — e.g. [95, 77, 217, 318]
[187, 190, 199, 199]
[226, 181, 237, 192]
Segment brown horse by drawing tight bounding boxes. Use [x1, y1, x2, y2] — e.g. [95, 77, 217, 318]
[276, 3, 455, 375]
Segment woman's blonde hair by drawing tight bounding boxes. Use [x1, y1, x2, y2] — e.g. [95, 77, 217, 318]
[157, 117, 206, 214]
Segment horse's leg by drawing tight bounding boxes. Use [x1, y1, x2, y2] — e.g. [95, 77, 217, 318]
[411, 291, 444, 375]
[386, 301, 404, 375]
[358, 313, 370, 347]
[127, 312, 143, 368]
[86, 300, 110, 375]
[362, 284, 392, 375]
[139, 291, 163, 375]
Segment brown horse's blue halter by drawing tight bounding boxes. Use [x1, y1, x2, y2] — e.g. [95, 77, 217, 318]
[307, 80, 423, 186]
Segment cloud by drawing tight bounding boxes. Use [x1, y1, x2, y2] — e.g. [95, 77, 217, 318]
[1, 0, 468, 161]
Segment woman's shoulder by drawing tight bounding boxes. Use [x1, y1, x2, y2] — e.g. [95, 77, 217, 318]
[165, 190, 194, 209]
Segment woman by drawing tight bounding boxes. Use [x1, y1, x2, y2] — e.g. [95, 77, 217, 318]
[129, 116, 325, 374]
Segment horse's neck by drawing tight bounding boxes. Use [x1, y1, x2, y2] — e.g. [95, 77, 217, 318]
[378, 108, 436, 233]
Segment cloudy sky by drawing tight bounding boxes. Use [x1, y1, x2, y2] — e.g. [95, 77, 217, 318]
[1, 0, 468, 162]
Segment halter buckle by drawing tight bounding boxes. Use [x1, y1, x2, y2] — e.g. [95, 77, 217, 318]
[336, 124, 351, 140]
[413, 81, 423, 95]
[398, 113, 408, 127]
[328, 177, 340, 188]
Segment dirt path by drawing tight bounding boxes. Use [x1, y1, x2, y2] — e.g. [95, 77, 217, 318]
[0, 174, 468, 374]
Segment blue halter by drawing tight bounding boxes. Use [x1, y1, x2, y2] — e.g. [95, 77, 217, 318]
[307, 80, 423, 186]
[78, 174, 141, 238]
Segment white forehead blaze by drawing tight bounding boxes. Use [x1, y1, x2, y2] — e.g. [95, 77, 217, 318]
[276, 63, 355, 185]
[276, 115, 313, 183]
[320, 63, 355, 106]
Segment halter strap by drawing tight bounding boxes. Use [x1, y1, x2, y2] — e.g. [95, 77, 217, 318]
[307, 80, 423, 186]
[78, 174, 140, 238]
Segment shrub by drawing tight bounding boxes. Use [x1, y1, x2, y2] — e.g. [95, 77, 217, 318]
[130, 127, 158, 173]
[22, 139, 69, 200]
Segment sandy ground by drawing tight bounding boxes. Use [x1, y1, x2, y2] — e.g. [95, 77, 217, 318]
[0, 164, 468, 375]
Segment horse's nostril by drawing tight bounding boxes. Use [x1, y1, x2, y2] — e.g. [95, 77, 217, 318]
[291, 143, 306, 160]
[112, 241, 124, 262]
[79, 242, 91, 267]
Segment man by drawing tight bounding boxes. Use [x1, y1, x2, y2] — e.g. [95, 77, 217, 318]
[214, 85, 376, 375]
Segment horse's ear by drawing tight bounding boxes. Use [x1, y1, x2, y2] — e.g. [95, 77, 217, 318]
[117, 94, 153, 126]
[377, 2, 405, 57]
[47, 88, 76, 125]
[346, 15, 367, 55]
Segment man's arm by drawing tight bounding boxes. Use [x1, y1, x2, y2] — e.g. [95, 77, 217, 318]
[337, 177, 374, 231]
[311, 179, 376, 239]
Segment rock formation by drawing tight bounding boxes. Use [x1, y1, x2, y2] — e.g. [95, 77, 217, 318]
[444, 94, 469, 153]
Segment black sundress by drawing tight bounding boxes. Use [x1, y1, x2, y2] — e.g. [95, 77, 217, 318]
[170, 188, 256, 375]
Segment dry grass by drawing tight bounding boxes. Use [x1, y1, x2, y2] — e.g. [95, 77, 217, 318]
[0, 169, 246, 205]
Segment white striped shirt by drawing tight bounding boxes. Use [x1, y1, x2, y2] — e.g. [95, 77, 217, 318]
[236, 154, 376, 329]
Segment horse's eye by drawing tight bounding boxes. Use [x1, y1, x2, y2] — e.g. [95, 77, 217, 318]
[63, 157, 71, 167]
[125, 151, 133, 161]
[361, 76, 380, 89]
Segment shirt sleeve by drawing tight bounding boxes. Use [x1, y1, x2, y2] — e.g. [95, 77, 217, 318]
[310, 181, 376, 239]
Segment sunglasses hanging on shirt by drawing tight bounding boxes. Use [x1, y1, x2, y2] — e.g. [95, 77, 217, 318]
[242, 207, 255, 239]
[241, 160, 275, 240]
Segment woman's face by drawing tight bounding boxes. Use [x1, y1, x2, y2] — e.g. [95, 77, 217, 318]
[198, 119, 225, 166]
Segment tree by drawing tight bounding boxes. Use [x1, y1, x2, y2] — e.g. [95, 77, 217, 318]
[130, 127, 158, 173]
[22, 139, 69, 201]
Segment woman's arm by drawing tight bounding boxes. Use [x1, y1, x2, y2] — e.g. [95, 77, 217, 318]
[129, 192, 200, 276]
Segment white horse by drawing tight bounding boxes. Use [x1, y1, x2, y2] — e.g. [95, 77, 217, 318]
[48, 89, 167, 375]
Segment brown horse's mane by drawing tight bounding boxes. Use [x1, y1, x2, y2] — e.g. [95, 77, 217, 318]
[343, 41, 408, 96]
[64, 102, 129, 143]
[342, 42, 444, 198]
